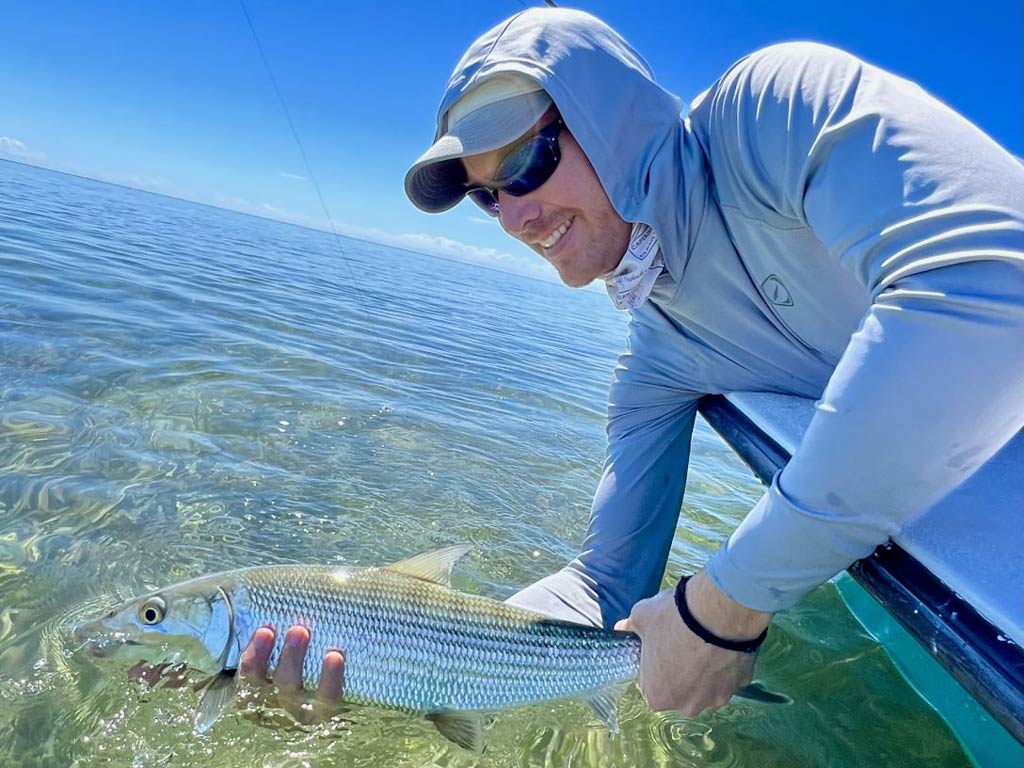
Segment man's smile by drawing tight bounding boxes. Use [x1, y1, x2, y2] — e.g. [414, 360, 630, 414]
[539, 217, 574, 252]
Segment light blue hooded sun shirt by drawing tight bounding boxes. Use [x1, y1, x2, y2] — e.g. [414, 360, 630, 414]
[430, 9, 1024, 626]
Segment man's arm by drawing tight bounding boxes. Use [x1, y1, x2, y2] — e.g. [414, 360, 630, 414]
[621, 44, 1023, 717]
[508, 318, 702, 628]
[699, 43, 1024, 611]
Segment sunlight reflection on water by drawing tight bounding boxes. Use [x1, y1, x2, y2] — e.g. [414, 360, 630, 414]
[0, 160, 969, 767]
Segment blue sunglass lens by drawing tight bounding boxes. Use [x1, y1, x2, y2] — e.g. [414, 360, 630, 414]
[496, 144, 547, 193]
[465, 118, 564, 216]
[496, 130, 561, 196]
[468, 188, 500, 216]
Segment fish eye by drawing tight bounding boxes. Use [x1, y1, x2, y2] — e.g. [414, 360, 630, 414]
[138, 597, 167, 625]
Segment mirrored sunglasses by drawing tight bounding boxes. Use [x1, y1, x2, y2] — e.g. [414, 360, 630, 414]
[464, 117, 565, 217]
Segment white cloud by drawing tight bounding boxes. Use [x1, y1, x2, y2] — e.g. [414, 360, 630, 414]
[208, 195, 324, 230]
[78, 167, 193, 201]
[384, 230, 606, 293]
[0, 138, 556, 284]
[121, 174, 173, 194]
[193, 193, 559, 283]
[259, 202, 292, 217]
[339, 224, 561, 283]
[0, 137, 47, 164]
[0, 146, 580, 286]
[202, 199, 602, 288]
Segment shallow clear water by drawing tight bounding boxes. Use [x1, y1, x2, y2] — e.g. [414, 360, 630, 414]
[0, 159, 970, 766]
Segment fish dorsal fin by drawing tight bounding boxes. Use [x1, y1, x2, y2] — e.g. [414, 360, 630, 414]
[582, 681, 630, 736]
[383, 544, 472, 587]
[427, 711, 485, 753]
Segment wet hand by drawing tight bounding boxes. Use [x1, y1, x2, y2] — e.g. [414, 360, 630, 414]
[238, 625, 346, 724]
[615, 571, 770, 717]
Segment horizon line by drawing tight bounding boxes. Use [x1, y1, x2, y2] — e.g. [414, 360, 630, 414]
[0, 156, 591, 291]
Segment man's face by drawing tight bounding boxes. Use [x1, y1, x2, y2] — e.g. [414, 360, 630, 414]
[462, 118, 630, 288]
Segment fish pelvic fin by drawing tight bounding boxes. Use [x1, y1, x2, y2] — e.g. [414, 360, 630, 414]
[383, 544, 473, 587]
[582, 681, 630, 736]
[427, 711, 485, 753]
[193, 669, 238, 734]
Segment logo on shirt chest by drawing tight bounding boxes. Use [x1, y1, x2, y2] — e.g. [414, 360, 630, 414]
[760, 275, 794, 307]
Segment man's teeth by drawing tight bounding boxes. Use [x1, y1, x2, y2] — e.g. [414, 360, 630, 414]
[540, 221, 570, 249]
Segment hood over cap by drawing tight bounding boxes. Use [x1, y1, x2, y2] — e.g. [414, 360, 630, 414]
[406, 8, 709, 281]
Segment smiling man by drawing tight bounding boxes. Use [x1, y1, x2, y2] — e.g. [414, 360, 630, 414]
[447, 95, 631, 287]
[246, 7, 1024, 718]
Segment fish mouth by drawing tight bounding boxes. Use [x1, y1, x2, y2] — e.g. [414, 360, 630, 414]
[87, 637, 142, 659]
[71, 620, 140, 659]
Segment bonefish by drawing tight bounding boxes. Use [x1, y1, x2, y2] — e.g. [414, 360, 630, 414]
[74, 545, 641, 751]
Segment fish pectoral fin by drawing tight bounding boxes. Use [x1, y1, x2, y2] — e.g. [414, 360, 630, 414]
[383, 544, 473, 587]
[193, 669, 238, 735]
[582, 681, 630, 736]
[427, 711, 486, 753]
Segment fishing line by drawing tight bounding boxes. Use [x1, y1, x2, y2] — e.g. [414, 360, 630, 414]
[237, 0, 367, 307]
[238, 0, 557, 304]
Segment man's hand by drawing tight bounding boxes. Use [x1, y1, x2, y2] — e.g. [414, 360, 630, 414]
[237, 625, 346, 723]
[614, 570, 770, 716]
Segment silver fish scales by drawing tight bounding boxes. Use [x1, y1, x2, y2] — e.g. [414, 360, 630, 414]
[237, 564, 640, 713]
[75, 545, 641, 751]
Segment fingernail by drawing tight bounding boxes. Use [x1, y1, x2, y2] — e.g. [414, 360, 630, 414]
[254, 631, 272, 653]
[285, 628, 306, 648]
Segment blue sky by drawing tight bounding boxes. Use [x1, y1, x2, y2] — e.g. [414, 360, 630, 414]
[1, 0, 1020, 282]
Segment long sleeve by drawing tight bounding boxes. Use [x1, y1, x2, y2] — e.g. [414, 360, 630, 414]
[508, 313, 701, 628]
[701, 43, 1024, 611]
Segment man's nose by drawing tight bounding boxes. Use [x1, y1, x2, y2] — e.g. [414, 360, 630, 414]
[497, 192, 541, 240]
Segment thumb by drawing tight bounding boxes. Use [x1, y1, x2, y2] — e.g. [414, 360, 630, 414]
[615, 596, 653, 634]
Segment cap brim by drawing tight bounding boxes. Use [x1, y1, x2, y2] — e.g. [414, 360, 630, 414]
[405, 90, 552, 213]
[404, 136, 473, 213]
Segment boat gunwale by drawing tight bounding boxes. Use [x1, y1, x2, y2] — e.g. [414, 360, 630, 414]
[697, 394, 1024, 745]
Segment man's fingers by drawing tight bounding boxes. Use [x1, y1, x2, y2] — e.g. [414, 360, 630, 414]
[239, 626, 275, 683]
[235, 625, 347, 726]
[613, 618, 630, 632]
[317, 650, 345, 701]
[274, 625, 310, 693]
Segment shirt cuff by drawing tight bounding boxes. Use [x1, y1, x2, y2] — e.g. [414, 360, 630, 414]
[503, 563, 604, 627]
[705, 470, 891, 612]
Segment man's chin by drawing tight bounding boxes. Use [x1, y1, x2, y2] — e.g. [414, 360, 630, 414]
[557, 268, 596, 289]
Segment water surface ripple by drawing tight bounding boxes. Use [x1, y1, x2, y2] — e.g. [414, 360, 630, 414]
[0, 160, 967, 766]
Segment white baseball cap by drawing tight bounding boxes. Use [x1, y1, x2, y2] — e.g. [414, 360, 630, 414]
[405, 73, 552, 213]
